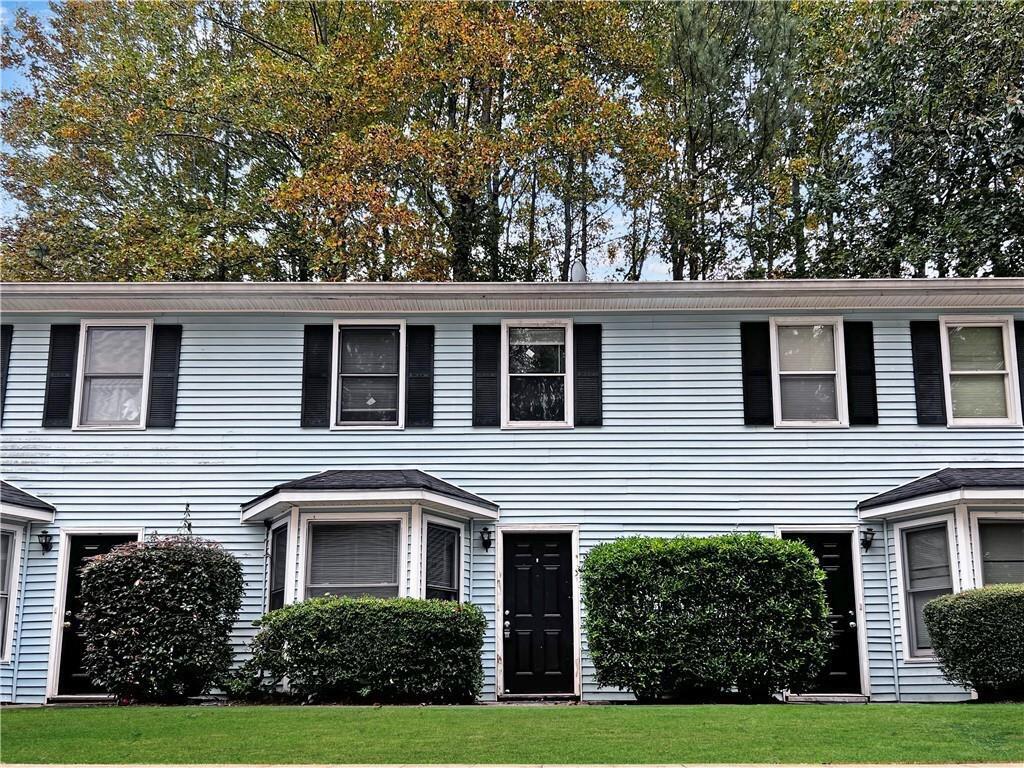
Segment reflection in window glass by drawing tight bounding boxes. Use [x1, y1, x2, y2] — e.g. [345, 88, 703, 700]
[337, 326, 400, 424]
[508, 326, 566, 422]
[946, 325, 1009, 420]
[776, 324, 839, 422]
[79, 326, 146, 426]
[902, 524, 953, 654]
[979, 521, 1024, 585]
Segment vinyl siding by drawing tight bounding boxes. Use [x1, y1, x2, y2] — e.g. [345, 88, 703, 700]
[1, 310, 1022, 702]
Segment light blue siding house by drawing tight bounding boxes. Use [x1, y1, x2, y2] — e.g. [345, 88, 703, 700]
[1, 278, 1022, 704]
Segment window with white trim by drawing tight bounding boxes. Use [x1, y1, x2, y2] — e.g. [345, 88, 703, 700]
[74, 321, 152, 429]
[425, 522, 460, 601]
[977, 521, 1024, 585]
[770, 318, 848, 427]
[0, 530, 13, 658]
[332, 322, 405, 427]
[305, 522, 401, 598]
[901, 522, 955, 657]
[940, 317, 1021, 427]
[502, 320, 573, 428]
[268, 523, 288, 611]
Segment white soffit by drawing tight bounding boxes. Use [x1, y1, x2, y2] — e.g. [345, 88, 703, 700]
[2, 278, 1023, 315]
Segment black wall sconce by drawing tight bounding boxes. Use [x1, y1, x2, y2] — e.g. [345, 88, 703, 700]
[479, 527, 493, 551]
[859, 527, 876, 551]
[37, 529, 54, 553]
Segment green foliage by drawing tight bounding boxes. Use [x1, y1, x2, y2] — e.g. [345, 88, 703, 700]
[231, 596, 485, 704]
[580, 533, 831, 702]
[78, 535, 244, 703]
[923, 584, 1024, 701]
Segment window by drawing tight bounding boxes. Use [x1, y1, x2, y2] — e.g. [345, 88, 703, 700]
[502, 320, 573, 428]
[901, 522, 955, 657]
[0, 530, 13, 658]
[770, 318, 848, 427]
[74, 321, 152, 429]
[268, 523, 288, 611]
[305, 522, 400, 598]
[332, 321, 405, 428]
[940, 317, 1020, 427]
[425, 522, 460, 601]
[977, 521, 1024, 585]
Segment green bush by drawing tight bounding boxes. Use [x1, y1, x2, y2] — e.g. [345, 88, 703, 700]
[923, 584, 1024, 701]
[232, 596, 486, 704]
[79, 535, 244, 703]
[581, 533, 831, 702]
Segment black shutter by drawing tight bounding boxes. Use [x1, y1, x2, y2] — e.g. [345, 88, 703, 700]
[740, 322, 773, 425]
[42, 324, 80, 428]
[147, 325, 182, 428]
[910, 320, 946, 425]
[574, 323, 602, 426]
[301, 324, 333, 428]
[844, 321, 878, 425]
[0, 324, 12, 424]
[1016, 321, 1024, 416]
[406, 325, 434, 428]
[472, 325, 500, 426]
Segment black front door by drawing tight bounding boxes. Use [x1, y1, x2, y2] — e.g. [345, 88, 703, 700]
[502, 532, 574, 695]
[783, 531, 861, 694]
[57, 534, 136, 695]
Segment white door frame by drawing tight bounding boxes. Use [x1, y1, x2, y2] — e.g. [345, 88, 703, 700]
[773, 524, 871, 698]
[46, 528, 144, 699]
[494, 524, 581, 698]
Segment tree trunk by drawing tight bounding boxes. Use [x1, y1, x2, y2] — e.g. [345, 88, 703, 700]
[561, 155, 575, 281]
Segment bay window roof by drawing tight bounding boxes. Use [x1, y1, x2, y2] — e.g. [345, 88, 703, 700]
[859, 467, 1024, 519]
[0, 480, 56, 523]
[240, 468, 499, 522]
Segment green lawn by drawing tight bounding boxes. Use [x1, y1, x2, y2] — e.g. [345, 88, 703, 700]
[2, 704, 1022, 764]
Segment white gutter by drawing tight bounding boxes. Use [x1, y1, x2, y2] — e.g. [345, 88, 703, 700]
[3, 278, 1022, 314]
[858, 487, 1024, 520]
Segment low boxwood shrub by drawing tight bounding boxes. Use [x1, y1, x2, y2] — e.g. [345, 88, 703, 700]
[231, 596, 485, 703]
[581, 533, 831, 702]
[79, 535, 244, 703]
[923, 584, 1024, 701]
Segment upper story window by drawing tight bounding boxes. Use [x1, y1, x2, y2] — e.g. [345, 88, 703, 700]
[501, 319, 574, 429]
[770, 318, 848, 428]
[331, 321, 406, 429]
[940, 317, 1021, 427]
[73, 320, 153, 430]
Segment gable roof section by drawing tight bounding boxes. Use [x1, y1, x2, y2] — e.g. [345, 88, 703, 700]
[858, 467, 1024, 516]
[3, 278, 1022, 315]
[1, 480, 57, 523]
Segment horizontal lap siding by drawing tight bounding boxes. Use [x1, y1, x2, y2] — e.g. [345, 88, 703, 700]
[2, 312, 1022, 702]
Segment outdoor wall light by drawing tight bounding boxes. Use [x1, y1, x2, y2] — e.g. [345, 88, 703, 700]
[37, 529, 54, 553]
[859, 527, 876, 551]
[480, 527, 493, 551]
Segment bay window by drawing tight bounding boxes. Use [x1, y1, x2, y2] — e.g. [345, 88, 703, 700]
[305, 522, 401, 598]
[898, 519, 956, 658]
[502, 320, 573, 428]
[74, 321, 152, 429]
[770, 318, 848, 427]
[425, 522, 460, 601]
[268, 523, 288, 611]
[977, 520, 1024, 585]
[940, 317, 1020, 427]
[0, 530, 13, 658]
[332, 321, 405, 428]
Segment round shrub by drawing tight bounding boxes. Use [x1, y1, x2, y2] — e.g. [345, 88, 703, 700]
[923, 584, 1024, 701]
[231, 596, 486, 704]
[581, 533, 831, 702]
[79, 535, 244, 703]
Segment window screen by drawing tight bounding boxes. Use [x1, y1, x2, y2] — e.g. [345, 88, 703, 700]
[337, 326, 400, 424]
[946, 325, 1009, 420]
[978, 521, 1024, 585]
[903, 524, 954, 654]
[425, 523, 460, 601]
[776, 324, 839, 422]
[306, 522, 400, 598]
[508, 326, 566, 422]
[268, 524, 288, 611]
[0, 532, 12, 652]
[80, 326, 147, 426]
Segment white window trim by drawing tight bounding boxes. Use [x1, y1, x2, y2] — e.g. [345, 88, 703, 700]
[939, 315, 1021, 428]
[500, 318, 574, 430]
[0, 523, 24, 663]
[329, 319, 406, 431]
[72, 319, 154, 431]
[296, 510, 410, 600]
[265, 515, 291, 613]
[422, 513, 462, 601]
[968, 507, 1024, 588]
[769, 316, 849, 428]
[892, 513, 961, 663]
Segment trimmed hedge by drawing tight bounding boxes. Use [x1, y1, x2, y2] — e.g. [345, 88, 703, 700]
[923, 584, 1024, 701]
[79, 535, 244, 703]
[581, 533, 831, 702]
[232, 597, 486, 704]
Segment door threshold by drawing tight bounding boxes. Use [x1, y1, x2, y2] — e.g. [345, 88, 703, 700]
[47, 694, 115, 705]
[496, 693, 579, 703]
[786, 693, 868, 704]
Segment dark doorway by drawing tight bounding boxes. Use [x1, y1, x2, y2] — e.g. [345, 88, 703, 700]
[782, 530, 862, 694]
[57, 533, 137, 695]
[501, 532, 574, 695]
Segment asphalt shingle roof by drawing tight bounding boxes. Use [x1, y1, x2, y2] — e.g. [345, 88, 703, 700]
[858, 467, 1024, 510]
[0, 480, 56, 512]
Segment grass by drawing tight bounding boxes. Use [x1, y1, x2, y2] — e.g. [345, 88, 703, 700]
[2, 703, 1023, 764]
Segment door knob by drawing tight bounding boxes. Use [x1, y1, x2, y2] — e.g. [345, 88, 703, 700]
[63, 621, 72, 630]
[503, 620, 511, 639]
[848, 621, 857, 629]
